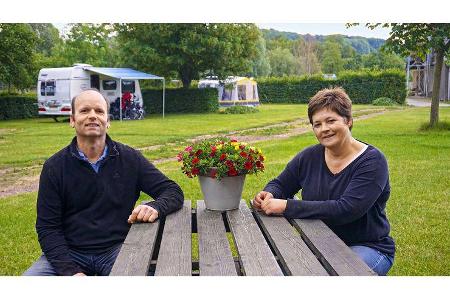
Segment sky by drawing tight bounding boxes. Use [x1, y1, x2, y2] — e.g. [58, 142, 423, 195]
[53, 23, 391, 40]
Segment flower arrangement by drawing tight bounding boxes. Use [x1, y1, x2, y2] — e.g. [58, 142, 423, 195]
[177, 138, 265, 180]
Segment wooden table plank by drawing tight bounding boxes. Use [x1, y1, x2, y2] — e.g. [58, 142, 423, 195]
[155, 201, 192, 276]
[110, 221, 159, 276]
[197, 200, 238, 276]
[254, 212, 329, 276]
[226, 201, 283, 276]
[292, 219, 376, 276]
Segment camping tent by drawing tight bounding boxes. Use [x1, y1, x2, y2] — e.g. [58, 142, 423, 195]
[199, 76, 260, 107]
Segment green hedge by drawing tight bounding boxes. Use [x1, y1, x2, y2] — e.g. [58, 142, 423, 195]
[258, 69, 406, 104]
[142, 88, 218, 114]
[0, 95, 38, 120]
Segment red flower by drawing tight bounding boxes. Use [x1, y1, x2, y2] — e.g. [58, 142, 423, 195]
[210, 168, 217, 178]
[185, 146, 193, 152]
[192, 157, 200, 165]
[259, 155, 265, 162]
[244, 161, 252, 170]
[191, 168, 200, 175]
[240, 151, 248, 158]
[230, 139, 237, 143]
[239, 145, 245, 150]
[225, 160, 234, 167]
[219, 153, 227, 161]
[227, 168, 238, 176]
[256, 161, 262, 168]
[196, 149, 203, 156]
[177, 153, 183, 162]
[210, 146, 217, 157]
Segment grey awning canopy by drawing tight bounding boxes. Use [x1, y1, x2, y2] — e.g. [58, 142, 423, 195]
[84, 67, 163, 80]
[83, 67, 166, 120]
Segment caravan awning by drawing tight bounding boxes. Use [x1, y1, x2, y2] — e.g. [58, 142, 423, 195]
[84, 67, 163, 80]
[83, 66, 166, 119]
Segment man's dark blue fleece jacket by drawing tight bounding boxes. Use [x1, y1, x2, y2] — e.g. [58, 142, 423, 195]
[36, 135, 184, 275]
[264, 143, 395, 257]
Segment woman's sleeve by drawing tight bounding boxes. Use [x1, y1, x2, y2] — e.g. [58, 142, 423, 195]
[263, 154, 303, 199]
[283, 154, 389, 225]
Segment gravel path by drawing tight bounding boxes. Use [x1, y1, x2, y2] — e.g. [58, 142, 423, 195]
[0, 108, 392, 199]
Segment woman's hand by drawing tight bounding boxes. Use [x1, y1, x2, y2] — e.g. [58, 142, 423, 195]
[252, 191, 274, 210]
[261, 198, 287, 215]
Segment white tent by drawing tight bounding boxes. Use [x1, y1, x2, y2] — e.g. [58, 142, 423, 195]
[199, 76, 260, 107]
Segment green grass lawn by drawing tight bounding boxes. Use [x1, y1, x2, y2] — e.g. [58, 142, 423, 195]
[0, 105, 448, 275]
[0, 104, 377, 168]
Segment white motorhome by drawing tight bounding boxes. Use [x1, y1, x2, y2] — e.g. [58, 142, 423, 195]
[37, 63, 145, 119]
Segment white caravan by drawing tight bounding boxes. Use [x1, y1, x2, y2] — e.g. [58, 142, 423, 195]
[37, 63, 147, 119]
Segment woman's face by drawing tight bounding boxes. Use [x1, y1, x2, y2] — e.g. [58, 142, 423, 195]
[311, 108, 352, 148]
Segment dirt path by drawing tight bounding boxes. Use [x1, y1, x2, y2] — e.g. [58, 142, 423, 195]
[0, 108, 392, 199]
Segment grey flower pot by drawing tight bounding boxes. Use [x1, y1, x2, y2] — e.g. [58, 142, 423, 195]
[198, 175, 246, 211]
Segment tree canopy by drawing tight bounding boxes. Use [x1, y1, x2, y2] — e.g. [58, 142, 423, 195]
[116, 23, 260, 88]
[0, 24, 37, 91]
[362, 23, 450, 126]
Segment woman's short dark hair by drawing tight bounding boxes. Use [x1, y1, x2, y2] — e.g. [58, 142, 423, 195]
[308, 87, 353, 130]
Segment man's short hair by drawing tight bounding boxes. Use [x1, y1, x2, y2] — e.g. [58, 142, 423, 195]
[71, 88, 110, 115]
[308, 87, 353, 130]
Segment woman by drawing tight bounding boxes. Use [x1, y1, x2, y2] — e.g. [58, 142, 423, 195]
[252, 87, 395, 275]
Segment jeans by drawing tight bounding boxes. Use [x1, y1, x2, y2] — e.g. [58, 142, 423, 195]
[23, 243, 122, 276]
[350, 245, 394, 276]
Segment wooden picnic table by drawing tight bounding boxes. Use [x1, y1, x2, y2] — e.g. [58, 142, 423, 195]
[110, 200, 376, 276]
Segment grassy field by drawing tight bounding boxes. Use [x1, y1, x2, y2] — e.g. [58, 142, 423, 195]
[0, 104, 378, 168]
[0, 105, 448, 275]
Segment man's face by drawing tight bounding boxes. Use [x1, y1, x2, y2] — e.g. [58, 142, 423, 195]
[70, 91, 109, 139]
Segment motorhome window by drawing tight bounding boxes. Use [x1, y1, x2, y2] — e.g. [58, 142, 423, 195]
[41, 81, 55, 96]
[102, 80, 117, 90]
[40, 82, 45, 96]
[122, 80, 135, 93]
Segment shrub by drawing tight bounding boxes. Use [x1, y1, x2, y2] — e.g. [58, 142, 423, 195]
[257, 69, 406, 105]
[142, 88, 218, 114]
[0, 95, 38, 120]
[218, 106, 259, 114]
[372, 97, 398, 106]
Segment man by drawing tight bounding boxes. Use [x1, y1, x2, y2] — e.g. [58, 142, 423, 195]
[24, 89, 184, 276]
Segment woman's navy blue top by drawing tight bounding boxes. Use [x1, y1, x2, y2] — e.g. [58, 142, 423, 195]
[264, 143, 395, 256]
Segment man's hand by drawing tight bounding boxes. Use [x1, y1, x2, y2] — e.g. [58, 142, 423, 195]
[128, 205, 159, 224]
[252, 191, 274, 210]
[73, 273, 86, 276]
[261, 198, 287, 215]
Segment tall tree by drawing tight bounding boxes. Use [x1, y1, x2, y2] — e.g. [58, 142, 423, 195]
[320, 39, 344, 74]
[251, 36, 271, 77]
[363, 23, 450, 126]
[50, 23, 117, 67]
[0, 24, 37, 92]
[116, 24, 260, 88]
[361, 51, 405, 70]
[267, 47, 298, 76]
[29, 23, 61, 56]
[292, 38, 321, 75]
